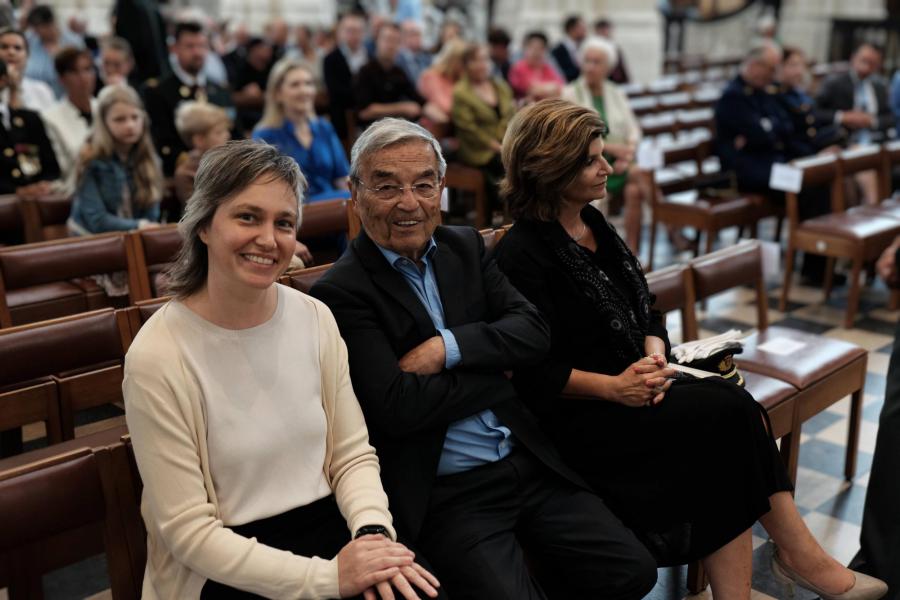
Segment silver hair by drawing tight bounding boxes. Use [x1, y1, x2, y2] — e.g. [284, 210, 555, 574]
[349, 118, 447, 182]
[165, 140, 307, 298]
[578, 36, 617, 69]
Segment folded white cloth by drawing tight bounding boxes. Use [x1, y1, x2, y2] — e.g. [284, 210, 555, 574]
[671, 329, 745, 364]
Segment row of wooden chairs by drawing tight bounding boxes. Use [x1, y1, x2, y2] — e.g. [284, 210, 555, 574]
[0, 198, 354, 328]
[647, 240, 867, 593]
[0, 432, 144, 599]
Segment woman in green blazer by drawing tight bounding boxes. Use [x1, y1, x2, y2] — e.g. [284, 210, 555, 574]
[451, 43, 515, 212]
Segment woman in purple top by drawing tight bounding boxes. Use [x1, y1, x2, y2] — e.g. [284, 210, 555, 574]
[253, 57, 350, 202]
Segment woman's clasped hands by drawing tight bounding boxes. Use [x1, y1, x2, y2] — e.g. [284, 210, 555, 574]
[614, 354, 675, 408]
[338, 535, 441, 600]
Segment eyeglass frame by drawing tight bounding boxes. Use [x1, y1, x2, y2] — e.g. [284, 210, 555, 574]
[351, 176, 444, 201]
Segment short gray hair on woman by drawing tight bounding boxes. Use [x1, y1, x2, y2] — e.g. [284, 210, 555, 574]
[349, 117, 447, 182]
[578, 36, 617, 68]
[165, 140, 307, 299]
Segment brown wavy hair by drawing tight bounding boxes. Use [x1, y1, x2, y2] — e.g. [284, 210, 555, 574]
[500, 98, 607, 221]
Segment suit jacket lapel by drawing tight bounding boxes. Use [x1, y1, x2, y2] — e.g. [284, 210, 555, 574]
[353, 231, 437, 340]
[432, 236, 467, 328]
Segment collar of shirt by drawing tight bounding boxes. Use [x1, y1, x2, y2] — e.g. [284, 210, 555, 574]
[563, 37, 580, 64]
[170, 57, 207, 88]
[340, 43, 369, 74]
[375, 237, 437, 272]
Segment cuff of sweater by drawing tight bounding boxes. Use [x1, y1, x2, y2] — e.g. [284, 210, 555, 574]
[308, 556, 341, 600]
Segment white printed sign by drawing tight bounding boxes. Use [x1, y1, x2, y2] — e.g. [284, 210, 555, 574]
[768, 163, 803, 193]
[757, 337, 807, 356]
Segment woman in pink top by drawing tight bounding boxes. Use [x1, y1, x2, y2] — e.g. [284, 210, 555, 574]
[418, 39, 467, 124]
[508, 31, 564, 101]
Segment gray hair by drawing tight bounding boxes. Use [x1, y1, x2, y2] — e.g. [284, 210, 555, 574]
[165, 140, 307, 298]
[578, 36, 617, 68]
[349, 118, 447, 182]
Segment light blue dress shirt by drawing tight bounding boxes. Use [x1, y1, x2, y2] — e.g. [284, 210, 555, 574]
[375, 238, 514, 475]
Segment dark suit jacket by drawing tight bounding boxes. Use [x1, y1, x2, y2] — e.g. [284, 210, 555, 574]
[814, 72, 894, 139]
[551, 43, 580, 82]
[310, 226, 586, 539]
[141, 73, 236, 175]
[323, 48, 356, 139]
[0, 108, 60, 194]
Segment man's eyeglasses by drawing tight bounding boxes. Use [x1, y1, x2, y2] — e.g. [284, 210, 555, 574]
[354, 179, 440, 201]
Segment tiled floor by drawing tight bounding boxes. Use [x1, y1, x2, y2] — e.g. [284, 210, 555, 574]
[641, 223, 896, 599]
[5, 221, 895, 599]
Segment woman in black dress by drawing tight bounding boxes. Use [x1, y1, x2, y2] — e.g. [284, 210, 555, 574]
[493, 99, 886, 600]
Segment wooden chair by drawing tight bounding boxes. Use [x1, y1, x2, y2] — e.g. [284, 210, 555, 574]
[647, 255, 798, 596]
[283, 264, 333, 294]
[111, 437, 147, 595]
[691, 241, 868, 483]
[298, 198, 351, 265]
[123, 297, 170, 339]
[0, 194, 24, 247]
[779, 153, 900, 327]
[128, 225, 182, 302]
[445, 162, 490, 229]
[19, 193, 72, 243]
[647, 138, 756, 270]
[0, 233, 142, 327]
[0, 446, 139, 599]
[0, 308, 132, 450]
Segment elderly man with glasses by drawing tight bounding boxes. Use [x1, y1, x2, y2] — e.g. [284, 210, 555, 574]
[310, 117, 656, 600]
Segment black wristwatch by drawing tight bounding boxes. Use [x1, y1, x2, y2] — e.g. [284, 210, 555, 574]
[354, 524, 389, 539]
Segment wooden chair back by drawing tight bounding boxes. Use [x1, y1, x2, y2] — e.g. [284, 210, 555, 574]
[19, 194, 72, 243]
[784, 154, 841, 231]
[688, 241, 768, 340]
[284, 264, 333, 294]
[0, 446, 139, 599]
[645, 263, 698, 343]
[0, 195, 24, 247]
[128, 225, 182, 301]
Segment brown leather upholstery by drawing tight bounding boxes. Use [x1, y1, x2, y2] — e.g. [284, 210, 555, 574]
[0, 309, 131, 444]
[122, 297, 170, 339]
[480, 228, 498, 252]
[738, 327, 866, 389]
[691, 242, 867, 483]
[647, 139, 756, 270]
[742, 371, 796, 439]
[646, 263, 699, 343]
[0, 233, 136, 327]
[0, 446, 140, 599]
[129, 226, 181, 301]
[0, 195, 23, 247]
[20, 194, 72, 243]
[298, 198, 349, 240]
[445, 162, 489, 229]
[781, 149, 900, 327]
[286, 264, 332, 294]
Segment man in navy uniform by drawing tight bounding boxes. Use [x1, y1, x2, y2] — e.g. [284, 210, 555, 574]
[715, 43, 831, 282]
[0, 58, 59, 196]
[141, 21, 236, 176]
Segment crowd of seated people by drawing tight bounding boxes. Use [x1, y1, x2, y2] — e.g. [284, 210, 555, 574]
[4, 3, 900, 599]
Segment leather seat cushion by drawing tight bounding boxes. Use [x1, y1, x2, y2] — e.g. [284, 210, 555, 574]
[800, 212, 900, 241]
[743, 370, 796, 410]
[6, 282, 84, 308]
[738, 326, 866, 389]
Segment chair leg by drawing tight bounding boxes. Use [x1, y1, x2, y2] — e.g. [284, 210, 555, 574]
[774, 217, 784, 243]
[647, 212, 658, 271]
[890, 289, 900, 310]
[780, 246, 795, 312]
[704, 227, 715, 256]
[779, 428, 801, 487]
[844, 258, 864, 328]
[687, 560, 708, 594]
[823, 257, 836, 301]
[845, 388, 863, 481]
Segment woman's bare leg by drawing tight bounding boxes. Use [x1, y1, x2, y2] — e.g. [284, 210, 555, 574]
[703, 528, 752, 600]
[760, 491, 854, 594]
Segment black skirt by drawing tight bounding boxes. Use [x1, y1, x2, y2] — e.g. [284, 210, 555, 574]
[200, 495, 357, 599]
[545, 376, 793, 565]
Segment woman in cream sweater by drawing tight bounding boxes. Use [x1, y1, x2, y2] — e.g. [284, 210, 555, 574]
[124, 140, 441, 600]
